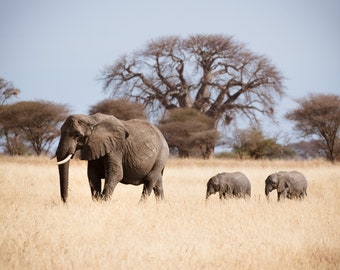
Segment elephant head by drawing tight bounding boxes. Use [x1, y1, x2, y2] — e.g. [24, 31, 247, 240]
[265, 173, 279, 197]
[206, 175, 220, 199]
[265, 172, 290, 201]
[55, 113, 128, 202]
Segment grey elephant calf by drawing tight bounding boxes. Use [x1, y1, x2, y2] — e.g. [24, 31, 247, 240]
[265, 171, 308, 201]
[206, 172, 251, 200]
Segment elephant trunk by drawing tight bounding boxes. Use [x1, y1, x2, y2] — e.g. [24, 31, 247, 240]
[265, 185, 270, 197]
[58, 162, 69, 203]
[56, 135, 77, 203]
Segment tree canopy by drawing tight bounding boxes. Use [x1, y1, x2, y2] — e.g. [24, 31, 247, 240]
[158, 108, 218, 158]
[227, 126, 294, 160]
[0, 77, 20, 105]
[102, 34, 284, 128]
[0, 101, 70, 155]
[89, 98, 147, 120]
[286, 93, 340, 162]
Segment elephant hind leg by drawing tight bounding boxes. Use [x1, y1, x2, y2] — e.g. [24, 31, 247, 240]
[140, 181, 153, 202]
[153, 176, 164, 201]
[140, 178, 164, 201]
[140, 164, 165, 202]
[154, 167, 165, 200]
[299, 190, 307, 199]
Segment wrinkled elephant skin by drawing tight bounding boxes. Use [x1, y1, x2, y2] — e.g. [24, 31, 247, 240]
[206, 172, 251, 200]
[265, 171, 308, 201]
[55, 113, 169, 203]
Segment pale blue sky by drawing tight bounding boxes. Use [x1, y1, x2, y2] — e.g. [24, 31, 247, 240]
[1, 0, 339, 138]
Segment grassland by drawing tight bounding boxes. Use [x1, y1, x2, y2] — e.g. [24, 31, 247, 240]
[0, 156, 339, 269]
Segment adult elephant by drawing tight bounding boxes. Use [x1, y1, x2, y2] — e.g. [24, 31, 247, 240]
[265, 171, 308, 201]
[206, 172, 251, 200]
[55, 113, 169, 203]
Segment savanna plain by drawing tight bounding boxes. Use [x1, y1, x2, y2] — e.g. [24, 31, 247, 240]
[0, 156, 339, 269]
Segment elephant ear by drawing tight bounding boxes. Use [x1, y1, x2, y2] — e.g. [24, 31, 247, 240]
[80, 119, 129, 160]
[277, 175, 289, 193]
[211, 177, 220, 190]
[225, 183, 232, 193]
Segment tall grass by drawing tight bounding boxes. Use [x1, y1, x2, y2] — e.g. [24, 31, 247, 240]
[0, 156, 339, 269]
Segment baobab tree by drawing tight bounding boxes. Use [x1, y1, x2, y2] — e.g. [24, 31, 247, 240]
[102, 34, 284, 156]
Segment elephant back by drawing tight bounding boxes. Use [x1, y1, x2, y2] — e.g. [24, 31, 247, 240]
[231, 172, 251, 196]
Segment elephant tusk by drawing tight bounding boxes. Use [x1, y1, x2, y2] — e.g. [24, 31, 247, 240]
[57, 154, 73, 165]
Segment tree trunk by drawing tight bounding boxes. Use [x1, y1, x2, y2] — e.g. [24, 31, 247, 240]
[201, 143, 214, 159]
[178, 149, 190, 158]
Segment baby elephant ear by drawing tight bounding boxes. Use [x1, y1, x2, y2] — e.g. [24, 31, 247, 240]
[81, 119, 128, 160]
[277, 176, 289, 193]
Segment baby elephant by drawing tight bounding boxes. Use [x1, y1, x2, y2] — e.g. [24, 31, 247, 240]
[265, 171, 308, 201]
[206, 172, 251, 200]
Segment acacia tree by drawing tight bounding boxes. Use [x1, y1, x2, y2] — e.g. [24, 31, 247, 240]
[0, 77, 20, 105]
[0, 101, 70, 155]
[158, 108, 219, 158]
[0, 77, 22, 154]
[228, 126, 294, 160]
[102, 34, 284, 155]
[286, 93, 340, 162]
[89, 98, 147, 120]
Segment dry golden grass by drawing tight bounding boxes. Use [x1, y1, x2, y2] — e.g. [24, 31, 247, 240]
[0, 156, 339, 269]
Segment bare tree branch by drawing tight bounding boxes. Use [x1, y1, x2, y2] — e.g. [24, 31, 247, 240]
[101, 34, 285, 152]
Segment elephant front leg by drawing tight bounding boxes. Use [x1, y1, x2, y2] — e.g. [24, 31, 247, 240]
[89, 179, 101, 200]
[277, 189, 288, 201]
[88, 161, 102, 201]
[102, 155, 124, 201]
[102, 170, 122, 200]
[102, 179, 121, 200]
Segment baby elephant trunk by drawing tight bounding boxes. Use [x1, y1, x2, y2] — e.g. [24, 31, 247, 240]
[206, 184, 215, 200]
[265, 185, 271, 197]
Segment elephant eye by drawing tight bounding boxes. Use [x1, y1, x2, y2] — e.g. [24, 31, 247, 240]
[73, 131, 82, 138]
